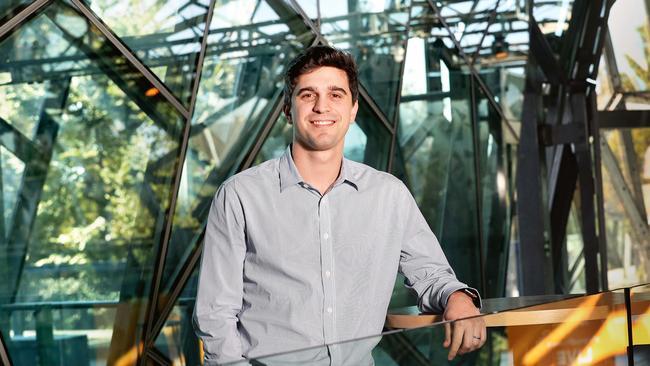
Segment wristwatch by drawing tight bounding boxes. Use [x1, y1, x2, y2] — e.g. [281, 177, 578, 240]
[459, 288, 482, 309]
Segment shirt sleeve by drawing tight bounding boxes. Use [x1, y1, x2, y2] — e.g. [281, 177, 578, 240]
[396, 182, 481, 314]
[193, 181, 247, 364]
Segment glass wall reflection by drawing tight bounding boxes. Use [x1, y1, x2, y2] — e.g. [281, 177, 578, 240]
[0, 1, 186, 365]
[395, 33, 482, 293]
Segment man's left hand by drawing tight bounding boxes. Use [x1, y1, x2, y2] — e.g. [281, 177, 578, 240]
[442, 290, 486, 361]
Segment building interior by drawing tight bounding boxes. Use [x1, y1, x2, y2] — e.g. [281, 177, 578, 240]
[0, 0, 649, 365]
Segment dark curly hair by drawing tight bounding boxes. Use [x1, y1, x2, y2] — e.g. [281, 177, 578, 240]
[283, 46, 359, 116]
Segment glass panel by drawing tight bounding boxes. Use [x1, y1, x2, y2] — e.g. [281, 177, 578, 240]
[601, 128, 650, 289]
[253, 113, 292, 165]
[630, 283, 650, 358]
[154, 267, 200, 366]
[566, 188, 587, 293]
[87, 0, 211, 105]
[608, 0, 650, 93]
[3, 306, 118, 365]
[395, 33, 482, 295]
[486, 290, 629, 366]
[227, 289, 630, 366]
[0, 1, 186, 364]
[159, 0, 314, 298]
[0, 147, 25, 240]
[532, 0, 575, 38]
[475, 83, 511, 299]
[321, 2, 410, 122]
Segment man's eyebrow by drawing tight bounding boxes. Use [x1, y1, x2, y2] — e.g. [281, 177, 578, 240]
[295, 86, 349, 95]
[328, 86, 348, 94]
[296, 86, 316, 95]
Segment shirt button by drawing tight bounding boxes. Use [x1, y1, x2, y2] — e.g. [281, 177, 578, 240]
[325, 270, 331, 278]
[327, 307, 333, 314]
[323, 233, 329, 240]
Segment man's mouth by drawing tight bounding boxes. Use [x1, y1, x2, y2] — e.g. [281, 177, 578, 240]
[310, 120, 335, 126]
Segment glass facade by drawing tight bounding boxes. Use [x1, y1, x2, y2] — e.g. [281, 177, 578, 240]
[0, 0, 648, 365]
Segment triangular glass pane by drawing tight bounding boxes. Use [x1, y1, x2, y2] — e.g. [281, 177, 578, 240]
[322, 1, 410, 122]
[87, 0, 212, 106]
[154, 265, 200, 365]
[0, 1, 186, 364]
[158, 0, 315, 299]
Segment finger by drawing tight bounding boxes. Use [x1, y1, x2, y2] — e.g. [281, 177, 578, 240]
[480, 322, 487, 347]
[443, 322, 451, 348]
[460, 324, 477, 354]
[447, 321, 464, 361]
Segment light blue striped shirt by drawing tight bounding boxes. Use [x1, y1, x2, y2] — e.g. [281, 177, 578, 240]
[193, 146, 476, 364]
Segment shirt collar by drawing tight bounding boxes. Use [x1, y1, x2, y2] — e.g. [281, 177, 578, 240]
[279, 145, 360, 192]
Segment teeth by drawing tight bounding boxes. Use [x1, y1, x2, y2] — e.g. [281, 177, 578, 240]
[312, 120, 334, 125]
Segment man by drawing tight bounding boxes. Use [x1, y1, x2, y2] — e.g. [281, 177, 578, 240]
[193, 46, 485, 365]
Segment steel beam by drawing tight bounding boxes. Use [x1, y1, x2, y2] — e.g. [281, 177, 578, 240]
[516, 68, 549, 295]
[571, 93, 600, 294]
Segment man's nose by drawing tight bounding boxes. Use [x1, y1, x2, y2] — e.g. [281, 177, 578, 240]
[313, 96, 330, 113]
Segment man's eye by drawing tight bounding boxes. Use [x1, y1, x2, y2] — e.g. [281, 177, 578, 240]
[331, 93, 343, 99]
[301, 93, 315, 100]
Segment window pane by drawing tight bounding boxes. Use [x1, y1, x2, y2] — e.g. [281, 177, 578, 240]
[601, 128, 650, 288]
[608, 0, 650, 93]
[475, 83, 512, 298]
[0, 2, 186, 364]
[87, 0, 212, 106]
[394, 35, 482, 295]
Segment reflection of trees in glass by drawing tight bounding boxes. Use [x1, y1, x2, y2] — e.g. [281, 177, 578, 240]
[602, 128, 650, 287]
[621, 24, 650, 91]
[11, 73, 177, 303]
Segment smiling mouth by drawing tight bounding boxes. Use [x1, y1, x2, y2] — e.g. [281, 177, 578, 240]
[310, 120, 335, 126]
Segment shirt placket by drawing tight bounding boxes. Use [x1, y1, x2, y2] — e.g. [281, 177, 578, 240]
[318, 194, 337, 347]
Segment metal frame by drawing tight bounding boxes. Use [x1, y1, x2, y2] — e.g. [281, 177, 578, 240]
[0, 328, 12, 366]
[469, 75, 487, 295]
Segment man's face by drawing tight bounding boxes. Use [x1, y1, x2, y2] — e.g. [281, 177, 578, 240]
[288, 66, 359, 153]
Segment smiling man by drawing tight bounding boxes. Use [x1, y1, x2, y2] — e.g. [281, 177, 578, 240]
[193, 46, 485, 365]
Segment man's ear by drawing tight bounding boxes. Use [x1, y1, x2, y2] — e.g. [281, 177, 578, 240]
[350, 100, 359, 123]
[283, 104, 292, 124]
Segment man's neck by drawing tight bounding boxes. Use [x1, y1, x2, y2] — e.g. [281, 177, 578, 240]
[291, 144, 343, 195]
